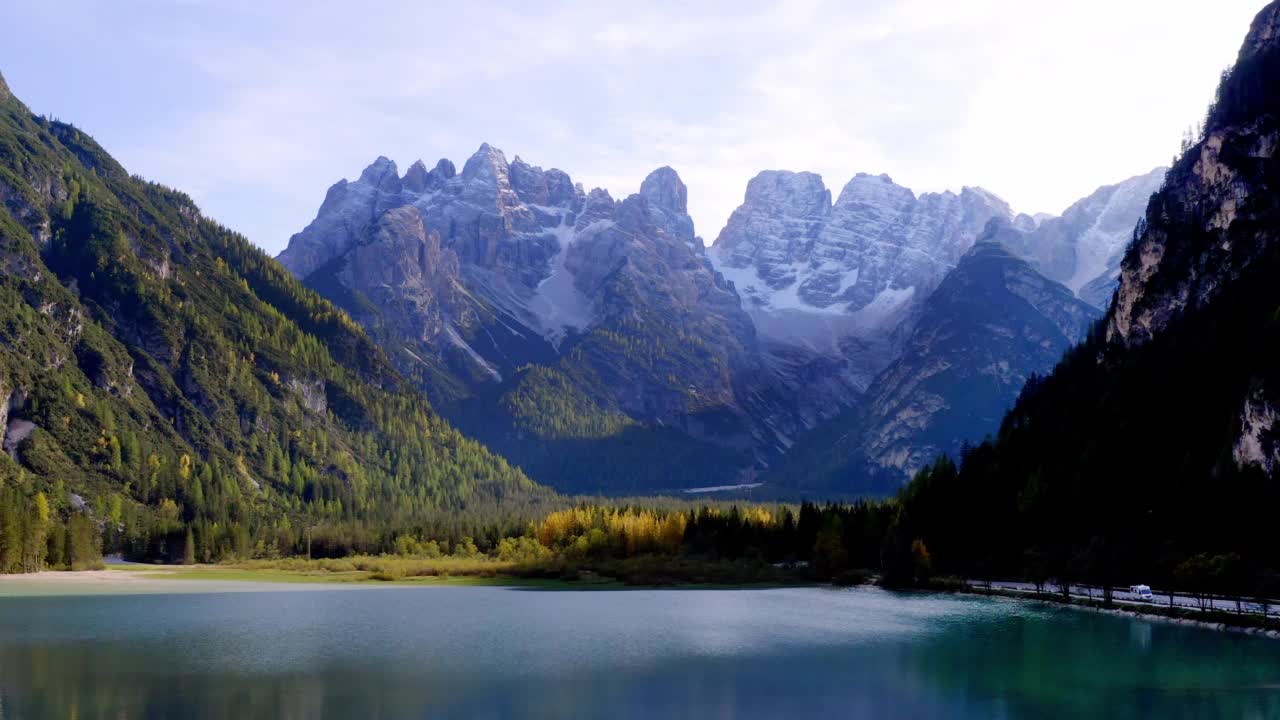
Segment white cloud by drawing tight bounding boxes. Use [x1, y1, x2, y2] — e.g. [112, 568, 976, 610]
[2, 0, 1263, 251]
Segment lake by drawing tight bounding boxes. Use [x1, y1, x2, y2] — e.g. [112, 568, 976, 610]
[0, 583, 1276, 718]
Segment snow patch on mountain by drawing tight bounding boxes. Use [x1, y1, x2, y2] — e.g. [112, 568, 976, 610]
[526, 218, 606, 346]
[985, 168, 1166, 308]
[444, 324, 502, 382]
[1065, 169, 1167, 293]
[711, 171, 1011, 347]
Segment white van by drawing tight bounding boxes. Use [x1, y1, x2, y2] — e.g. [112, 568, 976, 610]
[1128, 584, 1155, 602]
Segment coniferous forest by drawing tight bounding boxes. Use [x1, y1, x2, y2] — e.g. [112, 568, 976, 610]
[0, 72, 546, 571]
[7, 5, 1280, 719]
[0, 2, 1278, 614]
[893, 27, 1280, 593]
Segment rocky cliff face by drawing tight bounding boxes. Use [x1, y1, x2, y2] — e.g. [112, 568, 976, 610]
[889, 3, 1280, 574]
[0, 79, 540, 541]
[712, 171, 1011, 330]
[985, 168, 1166, 309]
[709, 171, 1016, 441]
[1108, 9, 1280, 346]
[279, 147, 786, 491]
[1097, 2, 1280, 476]
[707, 165, 1155, 448]
[857, 240, 1098, 479]
[766, 240, 1098, 492]
[283, 139, 1162, 492]
[279, 145, 591, 361]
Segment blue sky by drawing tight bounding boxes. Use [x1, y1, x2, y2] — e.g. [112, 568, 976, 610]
[1, 0, 1263, 254]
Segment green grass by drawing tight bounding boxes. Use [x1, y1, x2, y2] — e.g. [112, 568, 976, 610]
[111, 564, 610, 588]
[99, 558, 809, 591]
[113, 555, 516, 584]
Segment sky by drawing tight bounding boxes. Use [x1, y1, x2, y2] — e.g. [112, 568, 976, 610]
[1, 0, 1265, 254]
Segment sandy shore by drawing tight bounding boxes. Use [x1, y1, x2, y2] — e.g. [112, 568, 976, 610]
[0, 567, 373, 596]
[0, 569, 174, 584]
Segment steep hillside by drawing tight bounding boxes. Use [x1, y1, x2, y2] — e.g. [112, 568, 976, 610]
[899, 1, 1280, 580]
[281, 137, 1158, 495]
[280, 149, 797, 493]
[710, 171, 1014, 420]
[985, 168, 1166, 308]
[708, 167, 1155, 453]
[0, 74, 543, 566]
[768, 240, 1097, 494]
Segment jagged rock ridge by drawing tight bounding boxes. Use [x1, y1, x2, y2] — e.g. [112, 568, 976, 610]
[0, 78, 541, 553]
[282, 146, 1159, 495]
[766, 239, 1099, 492]
[985, 168, 1167, 309]
[279, 146, 793, 492]
[707, 167, 1157, 460]
[1100, 2, 1280, 473]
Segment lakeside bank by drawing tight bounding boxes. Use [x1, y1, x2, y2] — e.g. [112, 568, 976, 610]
[951, 583, 1280, 639]
[2, 564, 1278, 642]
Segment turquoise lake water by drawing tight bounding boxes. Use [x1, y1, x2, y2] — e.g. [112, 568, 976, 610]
[0, 584, 1277, 718]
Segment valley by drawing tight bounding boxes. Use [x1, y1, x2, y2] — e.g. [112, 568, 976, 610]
[1, 1, 1279, 716]
[277, 140, 1162, 495]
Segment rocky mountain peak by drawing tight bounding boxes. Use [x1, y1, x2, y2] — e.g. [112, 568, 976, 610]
[742, 171, 831, 213]
[506, 156, 577, 207]
[1243, 1, 1280, 59]
[460, 143, 510, 186]
[280, 143, 786, 490]
[713, 167, 1012, 329]
[1108, 1, 1280, 345]
[831, 172, 917, 217]
[402, 158, 459, 195]
[575, 187, 616, 230]
[359, 156, 400, 189]
[586, 187, 614, 204]
[711, 170, 831, 289]
[857, 171, 894, 183]
[960, 186, 1008, 210]
[639, 166, 688, 213]
[402, 159, 431, 194]
[278, 155, 409, 279]
[858, 238, 1098, 479]
[639, 166, 696, 246]
[0, 71, 9, 103]
[946, 169, 1166, 310]
[772, 236, 1101, 492]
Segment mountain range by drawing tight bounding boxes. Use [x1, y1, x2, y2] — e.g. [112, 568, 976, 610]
[0, 75, 543, 560]
[0, 53, 1173, 506]
[278, 142, 1161, 493]
[1, 0, 1277, 578]
[768, 239, 1100, 493]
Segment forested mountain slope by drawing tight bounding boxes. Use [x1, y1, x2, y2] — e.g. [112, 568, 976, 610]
[766, 240, 1098, 495]
[898, 1, 1280, 582]
[0, 72, 544, 568]
[280, 150, 787, 493]
[983, 168, 1167, 309]
[282, 138, 1156, 496]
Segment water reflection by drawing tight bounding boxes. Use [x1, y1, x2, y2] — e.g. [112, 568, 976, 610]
[0, 586, 1276, 719]
[1129, 619, 1153, 651]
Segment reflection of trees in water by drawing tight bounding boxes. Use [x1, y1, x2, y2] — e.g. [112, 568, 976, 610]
[1128, 620, 1153, 652]
[0, 641, 459, 719]
[3, 591, 1280, 719]
[907, 609, 1280, 719]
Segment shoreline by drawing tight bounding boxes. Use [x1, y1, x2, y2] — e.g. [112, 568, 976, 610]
[953, 584, 1280, 640]
[0, 565, 788, 594]
[4, 567, 1279, 641]
[0, 566, 547, 593]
